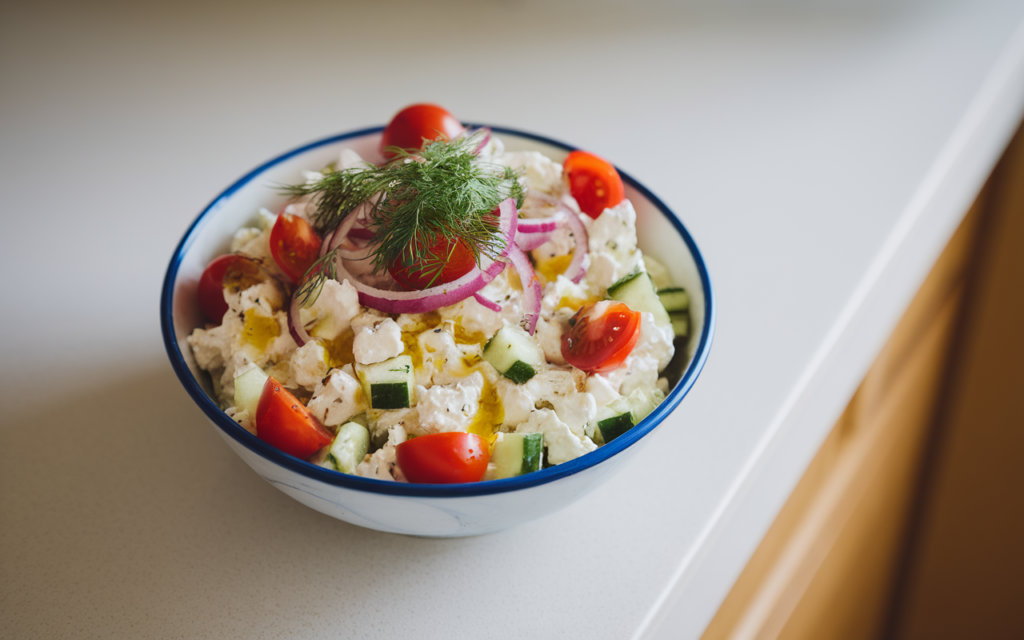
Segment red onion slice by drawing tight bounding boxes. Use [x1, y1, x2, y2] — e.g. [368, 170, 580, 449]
[451, 127, 493, 155]
[288, 293, 313, 346]
[329, 198, 519, 315]
[559, 207, 589, 284]
[327, 201, 376, 260]
[515, 230, 553, 251]
[472, 293, 502, 312]
[347, 227, 376, 241]
[517, 217, 561, 233]
[508, 243, 542, 335]
[514, 205, 588, 284]
[319, 226, 337, 258]
[336, 262, 502, 314]
[473, 128, 492, 154]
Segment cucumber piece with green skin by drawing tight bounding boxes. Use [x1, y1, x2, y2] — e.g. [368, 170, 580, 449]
[670, 312, 689, 338]
[482, 326, 544, 384]
[606, 271, 671, 328]
[355, 355, 415, 410]
[593, 387, 665, 444]
[643, 255, 674, 290]
[328, 422, 370, 474]
[486, 432, 544, 479]
[597, 412, 634, 443]
[233, 366, 269, 417]
[657, 287, 689, 313]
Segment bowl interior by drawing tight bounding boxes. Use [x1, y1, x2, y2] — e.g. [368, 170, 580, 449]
[164, 126, 714, 496]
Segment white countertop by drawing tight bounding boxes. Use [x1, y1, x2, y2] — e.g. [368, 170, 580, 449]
[4, 1, 1024, 638]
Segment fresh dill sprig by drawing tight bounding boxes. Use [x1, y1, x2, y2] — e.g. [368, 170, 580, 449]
[280, 165, 384, 236]
[281, 132, 524, 289]
[294, 250, 338, 308]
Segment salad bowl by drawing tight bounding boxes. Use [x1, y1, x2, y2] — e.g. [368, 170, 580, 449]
[161, 125, 715, 537]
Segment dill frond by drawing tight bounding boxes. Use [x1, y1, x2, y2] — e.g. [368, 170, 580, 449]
[281, 132, 524, 288]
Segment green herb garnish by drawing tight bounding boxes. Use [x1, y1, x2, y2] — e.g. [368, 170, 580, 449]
[282, 133, 524, 289]
[294, 251, 338, 308]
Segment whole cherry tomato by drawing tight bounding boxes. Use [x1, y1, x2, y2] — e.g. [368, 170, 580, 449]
[269, 213, 322, 283]
[255, 377, 334, 459]
[561, 301, 641, 373]
[197, 254, 265, 323]
[395, 432, 490, 484]
[380, 104, 464, 160]
[563, 150, 625, 219]
[387, 234, 476, 290]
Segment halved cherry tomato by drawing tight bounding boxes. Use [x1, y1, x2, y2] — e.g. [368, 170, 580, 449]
[269, 213, 322, 283]
[563, 150, 625, 219]
[197, 254, 265, 323]
[387, 234, 476, 290]
[395, 432, 490, 484]
[255, 377, 334, 459]
[380, 104, 465, 160]
[561, 301, 641, 373]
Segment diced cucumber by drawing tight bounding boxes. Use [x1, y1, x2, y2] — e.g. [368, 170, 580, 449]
[657, 287, 689, 313]
[482, 326, 544, 384]
[355, 355, 415, 410]
[670, 313, 689, 338]
[643, 255, 674, 290]
[486, 432, 544, 479]
[233, 366, 269, 418]
[597, 412, 634, 444]
[593, 387, 665, 444]
[327, 422, 370, 474]
[629, 386, 663, 421]
[606, 271, 671, 328]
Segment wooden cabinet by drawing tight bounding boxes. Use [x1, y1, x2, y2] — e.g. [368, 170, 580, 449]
[702, 125, 1024, 640]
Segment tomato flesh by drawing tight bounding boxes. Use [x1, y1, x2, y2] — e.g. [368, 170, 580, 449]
[255, 377, 334, 459]
[197, 254, 265, 323]
[387, 235, 476, 290]
[380, 104, 464, 160]
[269, 213, 322, 283]
[561, 302, 641, 373]
[396, 432, 490, 484]
[563, 150, 626, 219]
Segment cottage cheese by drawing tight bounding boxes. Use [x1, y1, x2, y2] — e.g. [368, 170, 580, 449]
[415, 371, 485, 434]
[353, 317, 403, 365]
[188, 135, 687, 483]
[307, 365, 366, 427]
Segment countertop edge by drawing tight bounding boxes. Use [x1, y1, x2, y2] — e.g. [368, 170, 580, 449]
[634, 16, 1024, 640]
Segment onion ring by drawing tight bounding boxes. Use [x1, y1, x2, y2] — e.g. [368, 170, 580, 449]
[508, 243, 542, 335]
[511, 204, 588, 284]
[327, 201, 375, 260]
[330, 198, 519, 315]
[559, 206, 589, 284]
[517, 217, 561, 233]
[288, 293, 313, 346]
[473, 128, 492, 154]
[514, 230, 553, 251]
[472, 293, 502, 313]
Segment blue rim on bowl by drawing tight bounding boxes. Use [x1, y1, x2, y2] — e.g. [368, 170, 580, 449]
[160, 124, 716, 498]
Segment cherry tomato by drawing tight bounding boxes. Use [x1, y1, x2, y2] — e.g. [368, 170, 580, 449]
[269, 213, 322, 283]
[197, 254, 265, 323]
[561, 301, 641, 373]
[380, 104, 465, 160]
[396, 432, 490, 484]
[563, 150, 625, 219]
[387, 234, 476, 290]
[255, 377, 334, 459]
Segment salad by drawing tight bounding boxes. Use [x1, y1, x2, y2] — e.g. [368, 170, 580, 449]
[187, 104, 691, 484]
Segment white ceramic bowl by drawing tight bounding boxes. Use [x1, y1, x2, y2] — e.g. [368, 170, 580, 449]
[161, 125, 715, 537]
